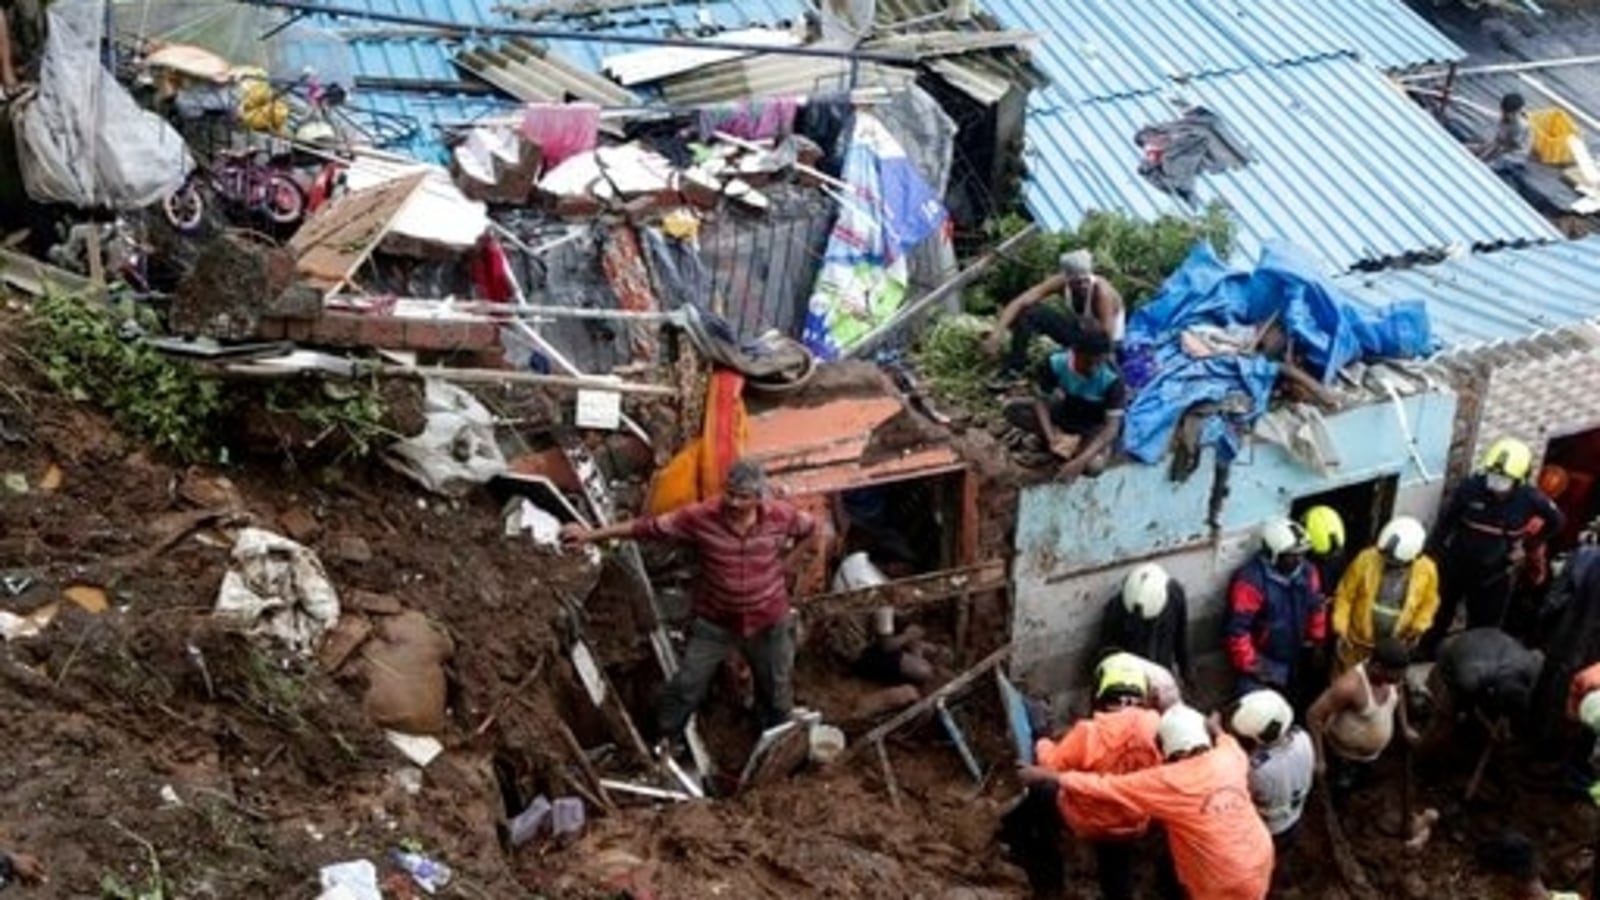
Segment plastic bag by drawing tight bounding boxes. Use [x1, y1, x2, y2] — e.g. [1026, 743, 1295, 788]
[14, 0, 193, 208]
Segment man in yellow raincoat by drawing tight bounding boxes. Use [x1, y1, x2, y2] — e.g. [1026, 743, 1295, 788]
[1331, 515, 1440, 673]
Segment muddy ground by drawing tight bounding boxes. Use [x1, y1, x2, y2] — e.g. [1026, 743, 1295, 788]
[0, 298, 1594, 899]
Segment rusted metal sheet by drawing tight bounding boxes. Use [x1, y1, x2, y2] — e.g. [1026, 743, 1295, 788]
[744, 396, 963, 496]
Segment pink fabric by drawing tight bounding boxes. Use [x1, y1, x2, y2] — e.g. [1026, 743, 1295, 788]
[520, 102, 601, 167]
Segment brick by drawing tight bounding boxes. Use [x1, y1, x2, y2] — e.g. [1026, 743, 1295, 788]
[310, 312, 364, 346]
[284, 319, 314, 342]
[256, 317, 288, 340]
[359, 316, 407, 349]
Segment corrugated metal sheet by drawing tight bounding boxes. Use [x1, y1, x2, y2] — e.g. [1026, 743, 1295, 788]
[1021, 57, 1559, 273]
[296, 0, 810, 158]
[659, 57, 917, 105]
[455, 38, 636, 105]
[982, 0, 1463, 105]
[1336, 237, 1600, 349]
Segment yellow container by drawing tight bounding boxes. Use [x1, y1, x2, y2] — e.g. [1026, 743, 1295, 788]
[1529, 108, 1579, 165]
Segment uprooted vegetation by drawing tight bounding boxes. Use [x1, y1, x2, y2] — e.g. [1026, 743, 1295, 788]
[22, 291, 405, 464]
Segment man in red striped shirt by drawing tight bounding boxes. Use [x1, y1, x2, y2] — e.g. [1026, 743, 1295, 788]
[561, 460, 823, 746]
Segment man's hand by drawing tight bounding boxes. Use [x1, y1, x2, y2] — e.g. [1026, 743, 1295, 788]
[1017, 765, 1058, 787]
[1048, 434, 1081, 460]
[9, 852, 44, 885]
[558, 523, 593, 548]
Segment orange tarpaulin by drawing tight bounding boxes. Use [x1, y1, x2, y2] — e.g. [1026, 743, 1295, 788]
[647, 369, 747, 515]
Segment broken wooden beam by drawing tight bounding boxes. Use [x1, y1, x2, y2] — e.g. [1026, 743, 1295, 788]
[217, 352, 677, 395]
[841, 642, 1013, 762]
[875, 740, 902, 812]
[553, 718, 617, 813]
[799, 561, 1007, 622]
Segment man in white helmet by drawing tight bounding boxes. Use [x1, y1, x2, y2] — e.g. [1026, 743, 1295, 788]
[1227, 689, 1313, 890]
[1225, 518, 1327, 702]
[1101, 562, 1191, 687]
[1060, 704, 1274, 900]
[1330, 516, 1441, 674]
[1005, 653, 1161, 898]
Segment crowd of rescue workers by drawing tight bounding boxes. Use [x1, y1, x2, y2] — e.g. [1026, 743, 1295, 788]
[547, 428, 1600, 900]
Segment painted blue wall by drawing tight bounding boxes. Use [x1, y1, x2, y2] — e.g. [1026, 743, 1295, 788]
[1014, 391, 1456, 577]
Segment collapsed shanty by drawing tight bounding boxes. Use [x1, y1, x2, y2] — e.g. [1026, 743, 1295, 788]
[3, 0, 1600, 896]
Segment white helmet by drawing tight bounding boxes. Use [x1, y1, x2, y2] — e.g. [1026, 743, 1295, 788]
[1260, 517, 1310, 562]
[1157, 704, 1212, 759]
[1581, 691, 1600, 734]
[1121, 563, 1171, 620]
[1377, 516, 1427, 564]
[1230, 689, 1294, 744]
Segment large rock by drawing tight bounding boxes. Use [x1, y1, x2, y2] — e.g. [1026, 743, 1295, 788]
[170, 233, 314, 340]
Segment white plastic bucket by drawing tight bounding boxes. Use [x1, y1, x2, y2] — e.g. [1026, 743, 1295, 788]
[809, 724, 846, 765]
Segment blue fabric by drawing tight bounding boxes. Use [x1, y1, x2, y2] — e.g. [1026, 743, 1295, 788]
[1048, 350, 1119, 403]
[1119, 240, 1433, 464]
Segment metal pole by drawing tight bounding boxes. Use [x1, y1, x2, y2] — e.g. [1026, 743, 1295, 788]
[845, 223, 1040, 359]
[1398, 53, 1600, 82]
[239, 0, 917, 63]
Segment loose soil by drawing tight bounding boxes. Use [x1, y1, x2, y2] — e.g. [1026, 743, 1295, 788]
[0, 303, 1592, 899]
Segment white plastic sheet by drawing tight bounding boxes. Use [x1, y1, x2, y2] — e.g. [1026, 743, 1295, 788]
[213, 528, 341, 654]
[383, 380, 507, 496]
[14, 0, 193, 208]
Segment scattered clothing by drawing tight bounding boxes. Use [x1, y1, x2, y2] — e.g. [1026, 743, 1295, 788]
[1226, 557, 1326, 695]
[1134, 106, 1252, 201]
[1062, 734, 1274, 900]
[1326, 663, 1399, 762]
[1247, 727, 1315, 836]
[520, 102, 600, 168]
[697, 96, 799, 142]
[467, 235, 516, 303]
[1332, 548, 1440, 672]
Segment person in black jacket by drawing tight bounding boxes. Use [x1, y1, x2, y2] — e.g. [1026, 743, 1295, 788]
[1421, 437, 1563, 657]
[1101, 562, 1190, 684]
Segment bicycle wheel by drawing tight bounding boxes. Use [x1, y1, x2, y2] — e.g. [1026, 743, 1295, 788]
[161, 181, 206, 233]
[261, 173, 308, 226]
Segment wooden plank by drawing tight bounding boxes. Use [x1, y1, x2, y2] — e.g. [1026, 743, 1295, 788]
[875, 740, 902, 812]
[799, 561, 1008, 622]
[291, 172, 428, 298]
[841, 642, 1012, 762]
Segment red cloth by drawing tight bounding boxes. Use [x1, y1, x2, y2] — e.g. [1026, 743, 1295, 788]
[628, 498, 816, 636]
[1063, 735, 1274, 900]
[468, 236, 515, 303]
[1035, 706, 1162, 839]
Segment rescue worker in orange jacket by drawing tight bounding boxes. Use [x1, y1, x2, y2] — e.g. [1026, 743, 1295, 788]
[1061, 704, 1275, 900]
[1014, 653, 1162, 900]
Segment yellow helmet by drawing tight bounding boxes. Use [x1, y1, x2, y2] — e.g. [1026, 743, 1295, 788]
[1094, 652, 1150, 704]
[1301, 505, 1345, 556]
[1481, 437, 1534, 482]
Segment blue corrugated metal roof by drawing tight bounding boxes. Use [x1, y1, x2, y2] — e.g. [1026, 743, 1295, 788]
[282, 0, 810, 158]
[1337, 237, 1600, 349]
[1020, 56, 1559, 274]
[986, 0, 1464, 105]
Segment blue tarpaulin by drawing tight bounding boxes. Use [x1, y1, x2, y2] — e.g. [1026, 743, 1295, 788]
[1119, 241, 1433, 464]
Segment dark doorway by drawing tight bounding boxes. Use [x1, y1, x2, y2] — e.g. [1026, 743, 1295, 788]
[1541, 427, 1600, 550]
[1290, 475, 1399, 556]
